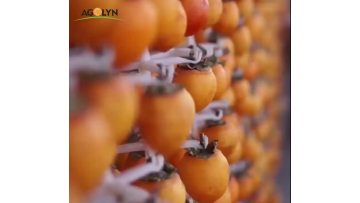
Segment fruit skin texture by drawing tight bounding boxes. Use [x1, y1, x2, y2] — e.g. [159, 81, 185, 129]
[231, 26, 252, 55]
[252, 48, 269, 74]
[220, 54, 236, 86]
[111, 0, 158, 68]
[168, 149, 186, 167]
[232, 79, 250, 102]
[181, 0, 210, 36]
[242, 136, 263, 162]
[229, 176, 240, 202]
[213, 64, 228, 99]
[213, 1, 240, 35]
[174, 67, 217, 112]
[79, 76, 139, 144]
[214, 186, 231, 203]
[177, 149, 230, 203]
[138, 87, 196, 157]
[203, 121, 240, 159]
[207, 0, 223, 26]
[235, 52, 250, 69]
[227, 141, 243, 164]
[237, 174, 256, 200]
[235, 95, 263, 117]
[134, 173, 186, 203]
[244, 61, 260, 81]
[219, 87, 236, 107]
[236, 0, 255, 20]
[247, 13, 265, 43]
[70, 183, 84, 203]
[70, 109, 116, 192]
[151, 0, 187, 51]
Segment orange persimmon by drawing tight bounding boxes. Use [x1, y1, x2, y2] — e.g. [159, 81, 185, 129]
[70, 109, 116, 192]
[177, 144, 229, 202]
[207, 0, 223, 26]
[174, 66, 217, 112]
[242, 135, 264, 162]
[134, 172, 186, 203]
[151, 0, 187, 51]
[78, 71, 139, 144]
[231, 26, 252, 55]
[219, 87, 236, 107]
[203, 119, 240, 159]
[213, 63, 229, 99]
[181, 0, 210, 36]
[138, 83, 195, 157]
[213, 1, 240, 35]
[229, 176, 240, 202]
[111, 0, 158, 67]
[214, 186, 232, 203]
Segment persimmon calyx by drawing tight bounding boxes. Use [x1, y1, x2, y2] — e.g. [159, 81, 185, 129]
[182, 140, 203, 149]
[140, 162, 176, 182]
[186, 140, 218, 159]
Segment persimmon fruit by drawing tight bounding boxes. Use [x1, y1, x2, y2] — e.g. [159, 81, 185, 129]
[229, 176, 240, 202]
[181, 0, 210, 36]
[227, 141, 243, 164]
[70, 109, 116, 192]
[235, 95, 263, 116]
[242, 135, 263, 162]
[78, 71, 139, 144]
[231, 26, 252, 55]
[203, 119, 240, 159]
[134, 170, 186, 203]
[177, 143, 229, 202]
[232, 77, 250, 102]
[214, 186, 231, 203]
[219, 87, 236, 107]
[138, 83, 195, 157]
[207, 0, 223, 26]
[236, 0, 254, 20]
[213, 1, 240, 35]
[174, 66, 217, 112]
[151, 0, 187, 51]
[111, 0, 158, 67]
[246, 13, 265, 43]
[213, 63, 229, 99]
